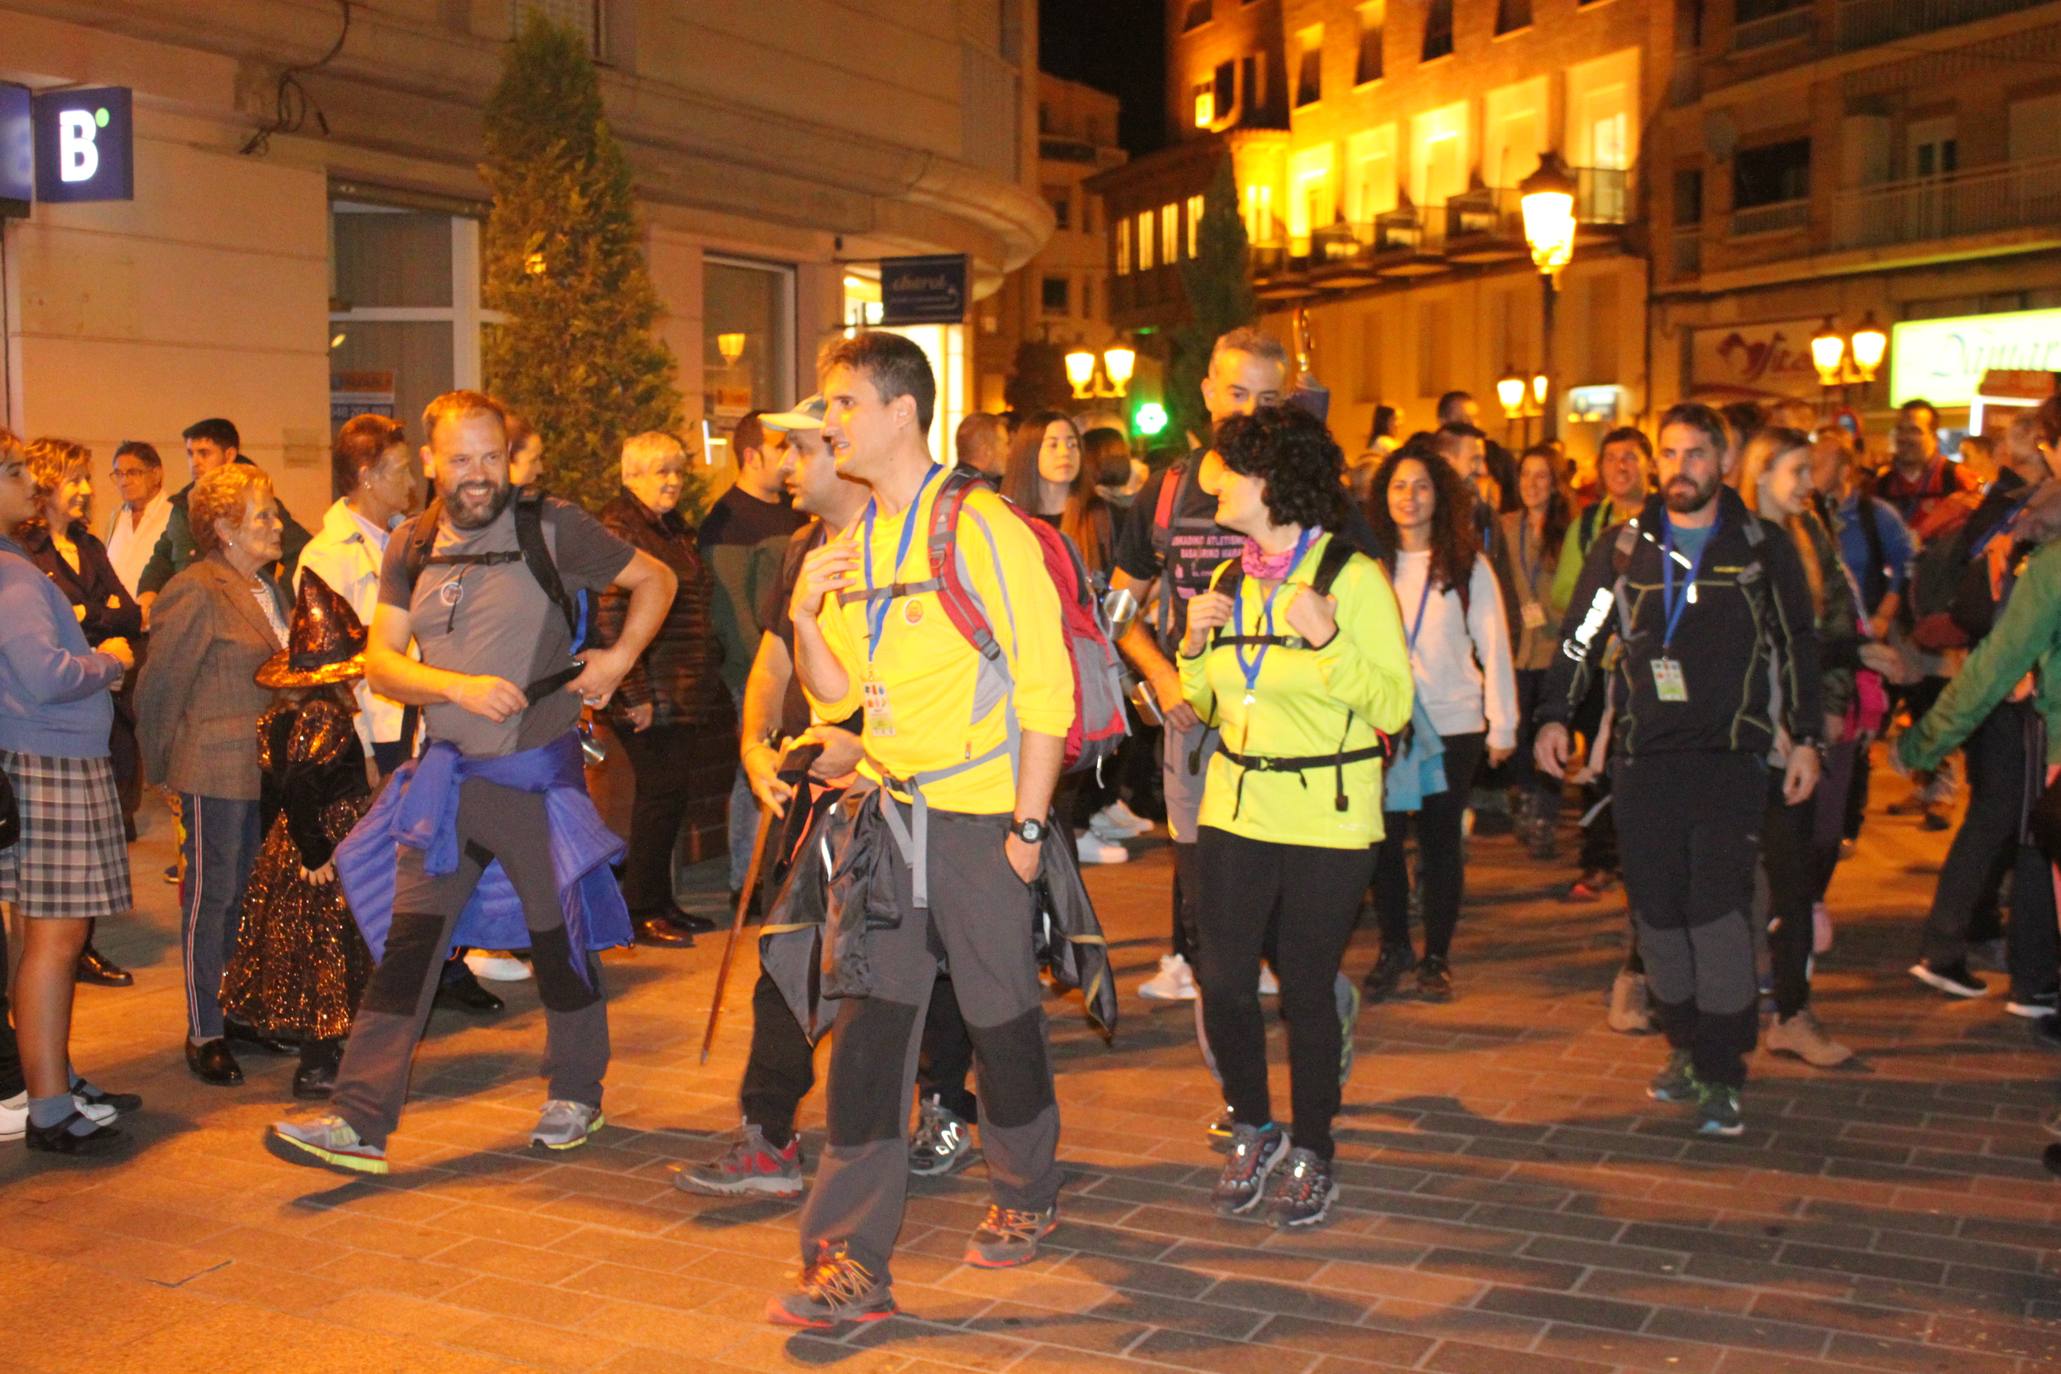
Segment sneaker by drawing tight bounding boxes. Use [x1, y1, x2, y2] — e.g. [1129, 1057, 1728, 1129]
[908, 1096, 972, 1177]
[0, 1092, 115, 1143]
[1138, 952, 1198, 1002]
[1335, 975, 1361, 1087]
[1257, 963, 1280, 997]
[964, 1200, 1058, 1268]
[766, 1242, 895, 1330]
[264, 1114, 388, 1176]
[1606, 970, 1654, 1034]
[676, 1122, 804, 1198]
[1811, 902, 1834, 955]
[1564, 869, 1616, 903]
[1212, 1122, 1285, 1215]
[1765, 1009, 1855, 1069]
[1267, 1147, 1338, 1229]
[1693, 1082, 1744, 1137]
[464, 951, 533, 982]
[530, 1099, 604, 1151]
[1089, 800, 1153, 839]
[1074, 830, 1130, 865]
[1416, 955, 1454, 1003]
[2006, 990, 2060, 1020]
[1360, 943, 1416, 1001]
[1205, 1104, 1235, 1152]
[1910, 961, 1988, 998]
[1647, 1049, 1698, 1103]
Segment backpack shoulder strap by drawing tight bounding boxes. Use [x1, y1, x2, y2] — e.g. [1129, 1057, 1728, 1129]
[1311, 535, 1357, 597]
[400, 499, 442, 592]
[1611, 515, 1641, 575]
[928, 467, 1001, 663]
[1150, 460, 1188, 558]
[515, 492, 579, 639]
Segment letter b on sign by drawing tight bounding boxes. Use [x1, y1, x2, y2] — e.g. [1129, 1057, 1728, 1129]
[33, 87, 131, 203]
[56, 110, 98, 183]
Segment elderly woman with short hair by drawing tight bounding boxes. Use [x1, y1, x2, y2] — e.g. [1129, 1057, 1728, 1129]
[135, 462, 291, 1086]
[592, 431, 725, 945]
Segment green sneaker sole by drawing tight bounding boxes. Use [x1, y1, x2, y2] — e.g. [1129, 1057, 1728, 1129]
[532, 1110, 606, 1152]
[264, 1126, 388, 1176]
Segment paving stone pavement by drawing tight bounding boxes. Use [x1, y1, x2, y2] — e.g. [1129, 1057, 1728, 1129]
[4, 771, 2060, 1373]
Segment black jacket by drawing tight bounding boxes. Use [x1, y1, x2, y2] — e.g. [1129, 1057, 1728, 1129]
[1540, 487, 1823, 760]
[592, 488, 726, 727]
[17, 520, 143, 646]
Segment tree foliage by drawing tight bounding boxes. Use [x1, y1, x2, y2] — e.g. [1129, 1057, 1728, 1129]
[1170, 158, 1258, 447]
[1004, 339, 1075, 416]
[481, 9, 689, 514]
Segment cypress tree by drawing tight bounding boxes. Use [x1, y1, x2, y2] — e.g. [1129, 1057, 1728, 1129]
[1170, 158, 1258, 448]
[481, 9, 687, 514]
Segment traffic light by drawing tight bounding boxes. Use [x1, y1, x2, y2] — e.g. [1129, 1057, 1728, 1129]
[1134, 401, 1169, 438]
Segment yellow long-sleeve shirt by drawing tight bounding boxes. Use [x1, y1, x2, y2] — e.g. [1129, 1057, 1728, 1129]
[1179, 533, 1414, 848]
[805, 470, 1075, 815]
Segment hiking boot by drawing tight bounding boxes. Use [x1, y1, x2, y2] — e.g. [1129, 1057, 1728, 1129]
[1138, 952, 1198, 1001]
[1647, 1049, 1698, 1103]
[964, 1201, 1058, 1268]
[677, 1122, 804, 1198]
[1267, 1147, 1338, 1229]
[1212, 1122, 1285, 1216]
[1416, 955, 1454, 1003]
[531, 1099, 604, 1151]
[1205, 1104, 1235, 1152]
[1910, 960, 1987, 999]
[264, 1114, 388, 1176]
[1765, 1009, 1855, 1069]
[765, 1243, 895, 1330]
[1361, 943, 1416, 1001]
[1606, 970, 1653, 1034]
[908, 1097, 972, 1177]
[1693, 1082, 1744, 1137]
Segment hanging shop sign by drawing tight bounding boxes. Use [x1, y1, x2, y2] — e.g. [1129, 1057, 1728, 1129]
[32, 86, 132, 203]
[1890, 308, 2061, 410]
[1687, 318, 1822, 402]
[1, 83, 29, 218]
[879, 254, 967, 325]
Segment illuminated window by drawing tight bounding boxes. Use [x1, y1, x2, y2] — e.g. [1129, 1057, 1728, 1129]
[1356, 3, 1385, 85]
[1187, 193, 1205, 256]
[1116, 217, 1130, 274]
[1137, 210, 1156, 270]
[1194, 83, 1214, 128]
[1161, 202, 1179, 263]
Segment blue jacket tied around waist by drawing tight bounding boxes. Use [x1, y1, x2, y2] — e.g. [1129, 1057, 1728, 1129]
[336, 733, 631, 981]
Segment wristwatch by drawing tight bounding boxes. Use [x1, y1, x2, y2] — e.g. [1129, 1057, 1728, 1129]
[1010, 817, 1046, 845]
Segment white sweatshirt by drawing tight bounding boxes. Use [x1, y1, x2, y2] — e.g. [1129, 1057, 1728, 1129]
[1390, 547, 1517, 750]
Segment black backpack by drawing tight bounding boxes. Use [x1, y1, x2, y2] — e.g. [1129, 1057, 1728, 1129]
[398, 487, 583, 644]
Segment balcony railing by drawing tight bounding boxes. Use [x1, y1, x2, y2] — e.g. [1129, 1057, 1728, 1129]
[1836, 0, 2051, 52]
[1732, 5, 1814, 51]
[1831, 155, 2061, 251]
[1730, 198, 1810, 237]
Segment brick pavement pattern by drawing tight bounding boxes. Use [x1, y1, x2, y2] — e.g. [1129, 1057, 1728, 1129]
[2, 777, 2058, 1373]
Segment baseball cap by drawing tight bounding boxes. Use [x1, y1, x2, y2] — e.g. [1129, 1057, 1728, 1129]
[760, 394, 826, 431]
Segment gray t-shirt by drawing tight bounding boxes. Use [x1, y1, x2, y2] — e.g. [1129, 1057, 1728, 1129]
[378, 496, 634, 758]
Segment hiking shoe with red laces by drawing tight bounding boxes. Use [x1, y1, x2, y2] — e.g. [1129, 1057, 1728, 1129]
[675, 1122, 804, 1198]
[765, 1243, 896, 1329]
[965, 1201, 1058, 1267]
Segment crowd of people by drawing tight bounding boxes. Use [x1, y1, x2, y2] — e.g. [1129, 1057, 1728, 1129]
[3, 318, 2060, 1331]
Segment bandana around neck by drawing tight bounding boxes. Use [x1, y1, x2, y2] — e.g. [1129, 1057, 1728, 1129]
[1240, 532, 1309, 581]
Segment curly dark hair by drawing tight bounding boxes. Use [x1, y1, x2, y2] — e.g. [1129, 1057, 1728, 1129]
[1212, 405, 1348, 533]
[1364, 438, 1479, 596]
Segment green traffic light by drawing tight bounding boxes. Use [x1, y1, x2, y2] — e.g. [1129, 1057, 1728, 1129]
[1134, 401, 1169, 437]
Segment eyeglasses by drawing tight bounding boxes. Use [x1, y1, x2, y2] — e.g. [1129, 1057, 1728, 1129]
[111, 466, 152, 479]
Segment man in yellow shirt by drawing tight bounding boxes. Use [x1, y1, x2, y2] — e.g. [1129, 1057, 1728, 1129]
[773, 333, 1074, 1330]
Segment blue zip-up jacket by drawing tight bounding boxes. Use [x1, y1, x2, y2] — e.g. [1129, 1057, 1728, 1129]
[0, 534, 122, 758]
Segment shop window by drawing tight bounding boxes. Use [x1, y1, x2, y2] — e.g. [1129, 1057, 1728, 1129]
[512, 0, 602, 57]
[1042, 275, 1070, 315]
[1733, 137, 1810, 209]
[1423, 0, 1454, 61]
[1295, 26, 1324, 108]
[1356, 3, 1385, 85]
[329, 201, 489, 430]
[1496, 0, 1532, 34]
[703, 255, 794, 425]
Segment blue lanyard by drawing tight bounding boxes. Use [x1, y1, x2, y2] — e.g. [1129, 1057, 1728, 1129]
[1232, 528, 1317, 695]
[861, 464, 941, 659]
[1405, 564, 1434, 652]
[1517, 520, 1540, 591]
[1659, 518, 1713, 652]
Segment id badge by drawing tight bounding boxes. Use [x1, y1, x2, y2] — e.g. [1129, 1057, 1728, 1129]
[861, 670, 896, 737]
[1521, 601, 1548, 630]
[1651, 657, 1688, 703]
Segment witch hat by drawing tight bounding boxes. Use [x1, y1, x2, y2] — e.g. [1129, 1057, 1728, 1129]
[255, 569, 368, 689]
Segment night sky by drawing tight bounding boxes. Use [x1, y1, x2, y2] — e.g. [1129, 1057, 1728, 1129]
[1039, 0, 1168, 155]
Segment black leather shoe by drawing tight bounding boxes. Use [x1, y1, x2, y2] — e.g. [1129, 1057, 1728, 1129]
[224, 1021, 296, 1056]
[293, 1047, 341, 1100]
[634, 915, 695, 948]
[24, 1111, 124, 1155]
[75, 946, 134, 988]
[186, 1037, 244, 1086]
[662, 907, 719, 936]
[72, 1081, 142, 1113]
[434, 966, 505, 1013]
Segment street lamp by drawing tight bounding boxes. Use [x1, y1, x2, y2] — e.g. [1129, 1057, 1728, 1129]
[1496, 367, 1528, 420]
[1103, 346, 1136, 392]
[1066, 345, 1137, 400]
[1810, 318, 1846, 388]
[1065, 348, 1097, 396]
[1850, 313, 1887, 383]
[1520, 152, 1580, 441]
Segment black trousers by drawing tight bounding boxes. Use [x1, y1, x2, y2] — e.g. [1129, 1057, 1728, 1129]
[1921, 702, 2031, 971]
[1511, 668, 1558, 809]
[1195, 827, 1374, 1161]
[1614, 751, 1766, 1089]
[1374, 731, 1485, 962]
[1759, 770, 1818, 1021]
[617, 721, 697, 916]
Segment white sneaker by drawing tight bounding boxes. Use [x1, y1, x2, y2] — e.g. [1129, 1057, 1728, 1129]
[0, 1091, 115, 1143]
[1258, 964, 1280, 997]
[466, 951, 533, 982]
[1075, 831, 1130, 865]
[1138, 952, 1198, 1001]
[1090, 800, 1154, 839]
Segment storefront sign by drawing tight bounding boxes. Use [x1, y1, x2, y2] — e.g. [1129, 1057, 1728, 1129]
[0, 83, 29, 218]
[1891, 308, 2061, 409]
[879, 254, 966, 325]
[330, 369, 395, 423]
[32, 86, 132, 203]
[1688, 318, 1821, 402]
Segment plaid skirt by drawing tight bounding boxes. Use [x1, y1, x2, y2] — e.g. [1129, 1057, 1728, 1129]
[0, 748, 133, 920]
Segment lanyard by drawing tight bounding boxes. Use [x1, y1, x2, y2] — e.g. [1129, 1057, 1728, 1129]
[1405, 563, 1434, 652]
[1517, 519, 1541, 591]
[1232, 527, 1317, 696]
[861, 464, 941, 659]
[1659, 517, 1714, 652]
[1967, 487, 2035, 565]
